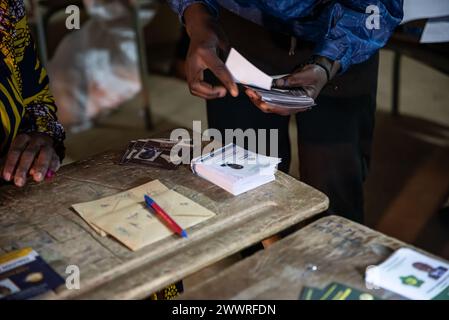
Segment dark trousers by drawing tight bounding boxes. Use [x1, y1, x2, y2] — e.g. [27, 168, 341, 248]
[205, 9, 379, 223]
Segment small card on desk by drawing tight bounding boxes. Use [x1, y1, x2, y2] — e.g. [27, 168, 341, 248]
[0, 248, 64, 300]
[119, 138, 193, 170]
[72, 180, 216, 251]
[366, 248, 449, 300]
[299, 282, 381, 300]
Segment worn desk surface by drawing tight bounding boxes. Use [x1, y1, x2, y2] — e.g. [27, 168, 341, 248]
[0, 151, 328, 299]
[181, 215, 448, 300]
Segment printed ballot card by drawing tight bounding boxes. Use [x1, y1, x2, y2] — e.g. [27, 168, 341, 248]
[0, 248, 64, 300]
[225, 48, 273, 90]
[366, 248, 449, 300]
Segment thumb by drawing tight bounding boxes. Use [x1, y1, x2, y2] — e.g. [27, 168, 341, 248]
[274, 74, 304, 89]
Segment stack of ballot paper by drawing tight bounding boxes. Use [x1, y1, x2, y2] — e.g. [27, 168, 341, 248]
[191, 144, 281, 196]
[72, 180, 216, 251]
[366, 248, 449, 300]
[225, 48, 315, 110]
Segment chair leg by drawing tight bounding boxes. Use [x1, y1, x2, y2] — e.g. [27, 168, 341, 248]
[33, 2, 49, 65]
[392, 51, 401, 117]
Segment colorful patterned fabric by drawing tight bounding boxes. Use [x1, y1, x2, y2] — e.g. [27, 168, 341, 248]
[167, 0, 403, 73]
[149, 281, 184, 300]
[0, 0, 65, 159]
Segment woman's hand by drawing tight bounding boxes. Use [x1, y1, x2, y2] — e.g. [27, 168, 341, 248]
[2, 133, 60, 187]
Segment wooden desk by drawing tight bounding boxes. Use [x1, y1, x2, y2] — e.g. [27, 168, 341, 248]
[181, 215, 447, 299]
[0, 151, 328, 299]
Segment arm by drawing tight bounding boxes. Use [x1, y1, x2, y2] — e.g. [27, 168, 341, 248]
[252, 0, 403, 116]
[167, 1, 238, 98]
[314, 0, 404, 73]
[167, 0, 219, 21]
[2, 14, 65, 187]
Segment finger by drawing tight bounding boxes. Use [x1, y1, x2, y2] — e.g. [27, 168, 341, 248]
[245, 88, 261, 100]
[2, 134, 30, 181]
[31, 146, 53, 182]
[258, 102, 292, 116]
[246, 91, 275, 114]
[190, 80, 227, 99]
[274, 74, 302, 88]
[203, 53, 238, 97]
[45, 154, 60, 181]
[14, 140, 42, 187]
[246, 90, 292, 116]
[49, 153, 61, 172]
[186, 60, 228, 99]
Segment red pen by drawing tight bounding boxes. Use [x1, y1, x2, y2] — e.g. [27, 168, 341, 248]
[144, 194, 188, 238]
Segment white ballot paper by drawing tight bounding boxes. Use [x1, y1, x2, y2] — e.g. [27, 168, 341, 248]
[366, 248, 449, 300]
[402, 0, 449, 24]
[225, 48, 315, 110]
[191, 144, 281, 196]
[421, 17, 449, 43]
[225, 48, 273, 90]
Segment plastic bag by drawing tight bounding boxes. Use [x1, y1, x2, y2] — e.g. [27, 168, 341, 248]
[47, 0, 141, 130]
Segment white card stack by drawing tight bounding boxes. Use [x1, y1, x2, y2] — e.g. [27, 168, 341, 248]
[225, 48, 315, 111]
[191, 144, 281, 196]
[246, 85, 315, 110]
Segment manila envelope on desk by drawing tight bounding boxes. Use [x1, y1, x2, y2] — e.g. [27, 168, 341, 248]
[72, 180, 216, 251]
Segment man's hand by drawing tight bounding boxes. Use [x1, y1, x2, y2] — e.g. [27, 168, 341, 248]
[245, 57, 340, 116]
[184, 3, 238, 99]
[2, 133, 60, 187]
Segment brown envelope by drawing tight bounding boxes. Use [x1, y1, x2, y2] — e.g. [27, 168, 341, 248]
[72, 180, 216, 251]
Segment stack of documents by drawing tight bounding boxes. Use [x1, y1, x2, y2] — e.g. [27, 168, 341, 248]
[246, 85, 315, 109]
[225, 48, 315, 111]
[191, 144, 281, 196]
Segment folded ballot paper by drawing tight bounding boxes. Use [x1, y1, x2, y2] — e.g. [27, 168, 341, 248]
[365, 248, 449, 300]
[225, 48, 315, 110]
[191, 144, 281, 196]
[72, 180, 216, 251]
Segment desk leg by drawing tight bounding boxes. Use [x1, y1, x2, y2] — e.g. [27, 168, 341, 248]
[131, 0, 154, 130]
[392, 51, 401, 117]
